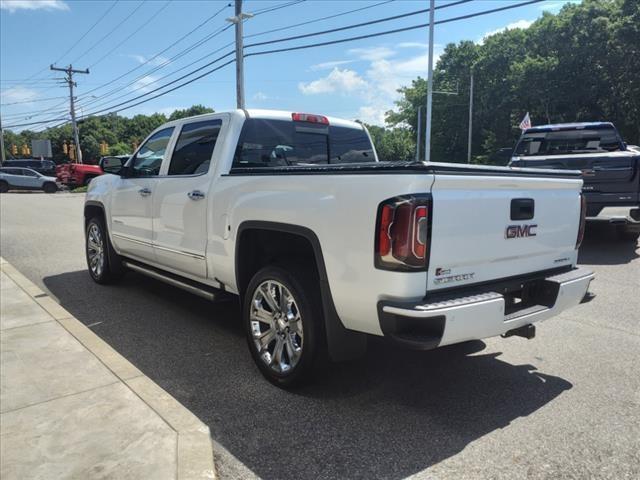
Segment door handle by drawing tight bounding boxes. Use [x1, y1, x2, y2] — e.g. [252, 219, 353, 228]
[188, 190, 205, 200]
[138, 187, 151, 197]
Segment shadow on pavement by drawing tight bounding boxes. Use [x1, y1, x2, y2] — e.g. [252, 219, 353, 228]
[578, 223, 639, 265]
[44, 269, 572, 480]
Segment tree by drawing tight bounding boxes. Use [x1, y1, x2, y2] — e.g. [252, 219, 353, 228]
[168, 104, 214, 121]
[365, 124, 415, 162]
[386, 0, 639, 163]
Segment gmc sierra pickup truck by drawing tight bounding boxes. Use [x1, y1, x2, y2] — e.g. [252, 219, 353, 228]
[510, 122, 640, 241]
[85, 110, 594, 386]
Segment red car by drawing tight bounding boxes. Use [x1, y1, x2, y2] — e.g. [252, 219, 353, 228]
[56, 162, 103, 188]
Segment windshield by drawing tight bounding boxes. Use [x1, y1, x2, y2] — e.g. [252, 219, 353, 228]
[514, 127, 622, 156]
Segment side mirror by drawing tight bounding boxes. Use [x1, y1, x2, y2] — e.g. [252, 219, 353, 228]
[100, 157, 127, 175]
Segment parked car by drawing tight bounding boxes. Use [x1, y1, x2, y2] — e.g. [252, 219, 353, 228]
[0, 167, 58, 193]
[2, 158, 56, 177]
[84, 110, 594, 387]
[510, 122, 640, 241]
[56, 162, 104, 188]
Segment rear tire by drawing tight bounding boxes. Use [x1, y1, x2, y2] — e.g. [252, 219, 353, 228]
[243, 264, 325, 387]
[616, 226, 640, 242]
[0, 181, 8, 193]
[43, 182, 58, 194]
[86, 216, 124, 284]
[83, 176, 95, 186]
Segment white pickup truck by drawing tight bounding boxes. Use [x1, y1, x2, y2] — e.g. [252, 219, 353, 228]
[85, 109, 594, 386]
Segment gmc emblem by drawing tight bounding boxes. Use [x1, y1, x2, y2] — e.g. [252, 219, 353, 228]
[506, 224, 537, 239]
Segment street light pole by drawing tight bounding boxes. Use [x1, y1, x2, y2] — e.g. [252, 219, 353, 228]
[424, 0, 435, 163]
[227, 0, 253, 109]
[416, 106, 422, 161]
[467, 71, 474, 163]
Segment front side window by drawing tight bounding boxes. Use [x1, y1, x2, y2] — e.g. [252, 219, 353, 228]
[129, 127, 174, 177]
[22, 169, 38, 177]
[168, 119, 222, 175]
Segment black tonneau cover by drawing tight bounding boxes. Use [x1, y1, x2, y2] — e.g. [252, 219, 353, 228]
[228, 161, 582, 179]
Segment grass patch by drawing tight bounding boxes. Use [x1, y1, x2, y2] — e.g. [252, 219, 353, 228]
[71, 186, 88, 193]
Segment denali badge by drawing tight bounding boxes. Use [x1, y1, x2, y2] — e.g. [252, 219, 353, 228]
[505, 224, 537, 239]
[434, 272, 475, 285]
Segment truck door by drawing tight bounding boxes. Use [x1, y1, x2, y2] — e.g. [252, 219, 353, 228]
[152, 118, 223, 279]
[110, 127, 175, 262]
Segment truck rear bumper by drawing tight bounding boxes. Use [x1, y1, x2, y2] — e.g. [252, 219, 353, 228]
[378, 267, 594, 350]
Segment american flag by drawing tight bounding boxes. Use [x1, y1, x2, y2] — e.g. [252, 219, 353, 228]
[519, 112, 532, 131]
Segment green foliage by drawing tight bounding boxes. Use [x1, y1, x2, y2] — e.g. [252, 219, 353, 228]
[366, 124, 415, 162]
[386, 0, 640, 162]
[2, 105, 214, 162]
[168, 104, 214, 121]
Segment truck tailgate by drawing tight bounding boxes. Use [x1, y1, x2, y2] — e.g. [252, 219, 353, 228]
[428, 173, 582, 291]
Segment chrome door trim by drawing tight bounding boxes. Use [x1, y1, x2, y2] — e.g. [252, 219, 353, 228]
[112, 233, 205, 260]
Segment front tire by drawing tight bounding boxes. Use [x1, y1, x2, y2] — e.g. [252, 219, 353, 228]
[43, 182, 58, 193]
[243, 265, 324, 387]
[86, 216, 124, 284]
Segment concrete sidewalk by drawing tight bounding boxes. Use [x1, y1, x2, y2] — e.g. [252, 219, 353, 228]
[0, 258, 215, 480]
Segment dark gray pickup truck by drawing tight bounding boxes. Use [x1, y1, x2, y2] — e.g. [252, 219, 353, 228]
[510, 122, 640, 241]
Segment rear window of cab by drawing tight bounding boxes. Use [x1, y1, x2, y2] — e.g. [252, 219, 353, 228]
[233, 119, 375, 168]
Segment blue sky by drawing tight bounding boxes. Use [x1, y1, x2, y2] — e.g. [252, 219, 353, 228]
[0, 0, 579, 130]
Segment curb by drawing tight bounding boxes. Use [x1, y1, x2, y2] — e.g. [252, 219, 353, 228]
[0, 257, 216, 480]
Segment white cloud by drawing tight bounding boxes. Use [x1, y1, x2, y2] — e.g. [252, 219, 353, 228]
[127, 54, 170, 67]
[300, 44, 444, 126]
[309, 60, 353, 71]
[253, 91, 268, 101]
[479, 19, 534, 44]
[0, 0, 68, 13]
[131, 75, 158, 93]
[348, 46, 396, 61]
[299, 68, 369, 95]
[0, 85, 39, 103]
[397, 42, 429, 49]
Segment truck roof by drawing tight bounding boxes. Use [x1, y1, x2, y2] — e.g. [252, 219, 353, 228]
[524, 121, 615, 133]
[164, 109, 364, 130]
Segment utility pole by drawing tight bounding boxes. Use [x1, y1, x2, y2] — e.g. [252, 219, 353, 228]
[424, 0, 435, 163]
[467, 71, 474, 163]
[0, 119, 6, 164]
[227, 1, 252, 109]
[50, 64, 89, 163]
[416, 106, 423, 161]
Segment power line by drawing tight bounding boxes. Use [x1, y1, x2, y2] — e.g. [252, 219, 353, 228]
[0, 96, 68, 106]
[245, 0, 544, 58]
[53, 0, 120, 66]
[79, 51, 236, 118]
[74, 6, 233, 106]
[11, 1, 119, 84]
[89, 1, 172, 69]
[246, 0, 393, 40]
[76, 26, 234, 111]
[69, 1, 147, 65]
[244, 0, 472, 48]
[252, 0, 305, 16]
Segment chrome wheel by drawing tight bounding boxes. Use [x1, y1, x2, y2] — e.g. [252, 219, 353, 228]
[250, 280, 303, 373]
[87, 223, 105, 278]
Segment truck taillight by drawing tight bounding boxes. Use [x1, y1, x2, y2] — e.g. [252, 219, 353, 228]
[375, 195, 432, 271]
[576, 193, 587, 249]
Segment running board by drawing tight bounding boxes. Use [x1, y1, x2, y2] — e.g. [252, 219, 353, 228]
[122, 260, 232, 302]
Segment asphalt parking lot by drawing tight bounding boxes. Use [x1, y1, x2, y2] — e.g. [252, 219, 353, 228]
[1, 192, 638, 480]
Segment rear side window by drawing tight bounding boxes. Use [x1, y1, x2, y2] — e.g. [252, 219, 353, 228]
[169, 119, 222, 175]
[233, 119, 374, 168]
